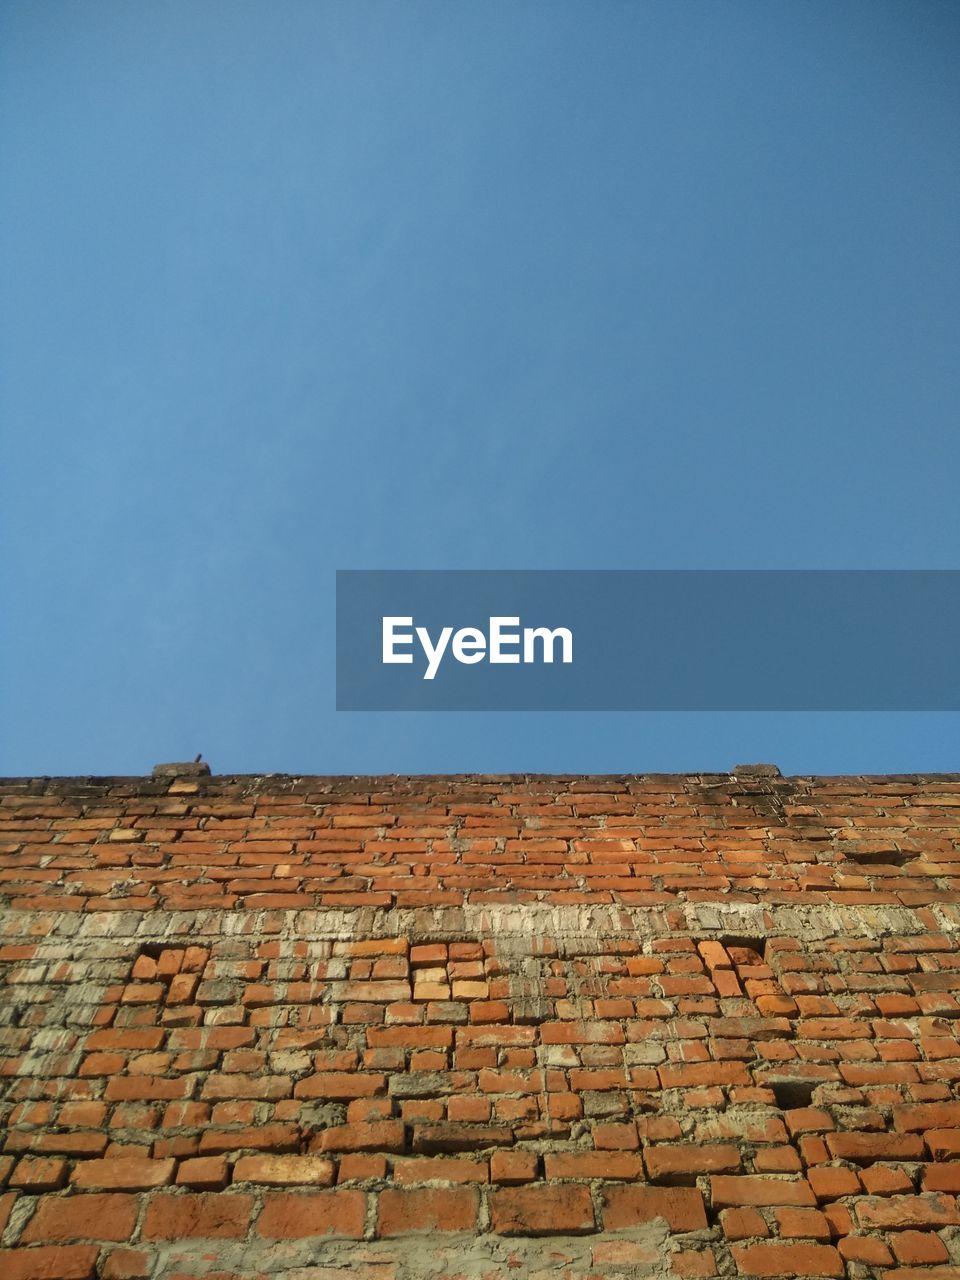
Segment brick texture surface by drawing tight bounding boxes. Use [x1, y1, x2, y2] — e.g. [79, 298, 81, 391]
[2, 768, 960, 1277]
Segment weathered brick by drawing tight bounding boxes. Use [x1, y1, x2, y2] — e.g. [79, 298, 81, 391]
[100, 1248, 152, 1280]
[256, 1190, 366, 1238]
[295, 1073, 385, 1099]
[891, 1231, 949, 1266]
[315, 1120, 405, 1153]
[722, 1207, 769, 1241]
[855, 1193, 960, 1230]
[659, 1062, 751, 1088]
[393, 1157, 488, 1184]
[71, 1158, 174, 1190]
[540, 1021, 624, 1045]
[544, 1152, 644, 1180]
[176, 1156, 228, 1189]
[233, 1155, 334, 1186]
[731, 1242, 843, 1277]
[838, 1236, 894, 1267]
[142, 1192, 254, 1239]
[490, 1150, 539, 1184]
[378, 1186, 479, 1235]
[411, 1123, 513, 1153]
[807, 1166, 861, 1201]
[709, 1177, 816, 1208]
[10, 1157, 67, 1191]
[774, 1207, 832, 1239]
[489, 1184, 594, 1236]
[602, 1185, 708, 1232]
[0, 1246, 100, 1280]
[645, 1144, 740, 1183]
[825, 1131, 925, 1163]
[198, 1123, 299, 1155]
[892, 1101, 960, 1131]
[21, 1194, 139, 1242]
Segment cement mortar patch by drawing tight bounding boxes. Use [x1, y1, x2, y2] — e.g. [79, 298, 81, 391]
[1, 900, 939, 952]
[147, 1222, 672, 1279]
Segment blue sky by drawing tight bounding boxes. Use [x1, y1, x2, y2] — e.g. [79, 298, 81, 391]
[1, 1, 958, 778]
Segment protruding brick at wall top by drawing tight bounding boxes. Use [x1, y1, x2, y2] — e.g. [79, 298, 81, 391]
[151, 761, 212, 779]
[731, 763, 781, 778]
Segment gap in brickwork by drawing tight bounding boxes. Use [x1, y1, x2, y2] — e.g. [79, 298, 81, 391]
[841, 848, 916, 867]
[716, 936, 767, 959]
[768, 1079, 817, 1110]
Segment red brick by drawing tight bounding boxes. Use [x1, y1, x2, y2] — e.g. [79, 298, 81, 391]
[731, 1242, 843, 1277]
[891, 1231, 949, 1265]
[393, 1157, 488, 1184]
[922, 1163, 960, 1193]
[489, 1184, 594, 1236]
[540, 1021, 624, 1045]
[592, 1122, 640, 1150]
[490, 1150, 539, 1183]
[366, 1025, 452, 1049]
[544, 1152, 644, 1180]
[201, 1074, 290, 1101]
[754, 1147, 802, 1174]
[838, 1236, 894, 1266]
[602, 1185, 708, 1232]
[774, 1207, 832, 1239]
[233, 1155, 334, 1186]
[924, 1129, 960, 1159]
[176, 1157, 228, 1189]
[294, 1072, 385, 1099]
[659, 1062, 751, 1088]
[825, 1131, 924, 1163]
[338, 1154, 387, 1181]
[410, 1123, 513, 1153]
[378, 1186, 479, 1235]
[24, 1133, 108, 1158]
[861, 1164, 913, 1196]
[710, 1177, 815, 1208]
[314, 1120, 405, 1153]
[21, 1194, 138, 1242]
[593, 1238, 662, 1268]
[0, 1246, 100, 1280]
[142, 1192, 253, 1239]
[892, 1101, 960, 1131]
[100, 1249, 151, 1280]
[57, 1101, 109, 1126]
[104, 1077, 190, 1102]
[784, 1108, 833, 1136]
[806, 1166, 861, 1201]
[0, 1192, 17, 1235]
[886, 1269, 960, 1280]
[256, 1190, 366, 1238]
[698, 941, 733, 969]
[10, 1157, 66, 1191]
[674, 1248, 719, 1279]
[71, 1157, 174, 1190]
[645, 1144, 740, 1183]
[855, 1193, 960, 1230]
[198, 1123, 299, 1155]
[722, 1207, 769, 1241]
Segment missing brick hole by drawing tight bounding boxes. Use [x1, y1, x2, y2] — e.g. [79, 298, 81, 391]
[718, 936, 767, 960]
[135, 942, 169, 960]
[769, 1079, 817, 1110]
[842, 849, 915, 868]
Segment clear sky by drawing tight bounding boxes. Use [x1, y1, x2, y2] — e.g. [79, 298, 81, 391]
[1, 1, 958, 778]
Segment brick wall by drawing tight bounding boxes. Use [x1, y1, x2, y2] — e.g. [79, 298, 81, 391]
[2, 767, 960, 1279]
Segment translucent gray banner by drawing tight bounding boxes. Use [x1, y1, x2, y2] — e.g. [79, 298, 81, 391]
[336, 570, 960, 710]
